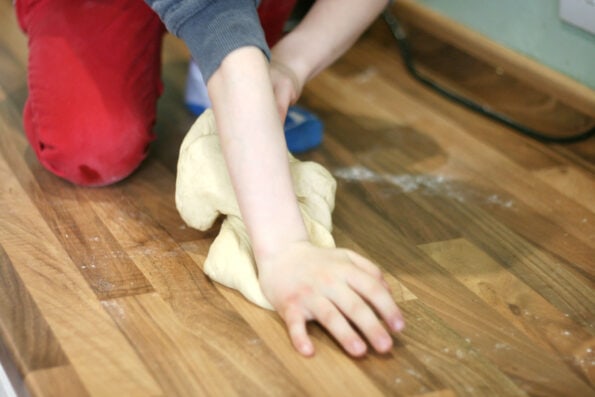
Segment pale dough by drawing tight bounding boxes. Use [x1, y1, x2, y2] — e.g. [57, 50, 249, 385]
[176, 109, 337, 309]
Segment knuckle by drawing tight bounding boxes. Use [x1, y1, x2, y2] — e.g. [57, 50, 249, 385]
[281, 301, 298, 316]
[365, 283, 390, 305]
[342, 249, 357, 263]
[373, 291, 392, 309]
[366, 277, 385, 293]
[284, 286, 313, 304]
[347, 300, 369, 320]
[369, 264, 383, 277]
[319, 307, 339, 326]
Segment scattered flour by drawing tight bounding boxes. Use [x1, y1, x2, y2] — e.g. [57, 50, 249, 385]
[456, 349, 465, 359]
[101, 300, 126, 318]
[334, 166, 382, 182]
[494, 342, 511, 351]
[486, 194, 514, 208]
[334, 166, 453, 195]
[334, 165, 515, 208]
[405, 368, 422, 379]
[354, 67, 378, 84]
[96, 279, 113, 291]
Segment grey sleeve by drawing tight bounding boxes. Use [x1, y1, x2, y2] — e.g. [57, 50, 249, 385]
[146, 0, 270, 82]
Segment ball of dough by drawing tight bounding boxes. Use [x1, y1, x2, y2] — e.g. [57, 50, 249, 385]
[176, 110, 337, 309]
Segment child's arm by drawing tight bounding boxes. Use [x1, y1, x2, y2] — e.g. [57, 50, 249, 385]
[208, 47, 403, 357]
[147, 0, 404, 357]
[271, 0, 390, 116]
[207, 0, 404, 358]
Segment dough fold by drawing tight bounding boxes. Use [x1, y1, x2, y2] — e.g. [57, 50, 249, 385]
[176, 110, 336, 309]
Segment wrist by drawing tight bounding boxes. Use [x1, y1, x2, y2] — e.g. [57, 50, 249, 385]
[271, 39, 314, 88]
[270, 58, 302, 98]
[253, 230, 309, 272]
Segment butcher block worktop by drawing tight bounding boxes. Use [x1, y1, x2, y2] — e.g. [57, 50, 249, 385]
[1, 1, 594, 396]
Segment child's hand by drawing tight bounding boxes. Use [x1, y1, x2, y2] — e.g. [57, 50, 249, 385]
[257, 241, 405, 357]
[269, 59, 302, 122]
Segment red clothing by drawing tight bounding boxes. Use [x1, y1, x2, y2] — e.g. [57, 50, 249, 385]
[17, 0, 296, 186]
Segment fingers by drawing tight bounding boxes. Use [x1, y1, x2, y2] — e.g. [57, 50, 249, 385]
[309, 297, 368, 357]
[270, 62, 299, 123]
[329, 286, 394, 353]
[283, 299, 370, 357]
[270, 59, 302, 98]
[283, 304, 315, 356]
[347, 270, 405, 333]
[270, 245, 404, 358]
[345, 250, 405, 332]
[276, 101, 288, 124]
[345, 250, 384, 281]
[272, 84, 291, 123]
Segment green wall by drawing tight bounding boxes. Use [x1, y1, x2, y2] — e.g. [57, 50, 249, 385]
[416, 0, 595, 90]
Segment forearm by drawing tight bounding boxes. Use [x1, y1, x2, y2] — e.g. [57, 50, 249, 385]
[207, 47, 309, 266]
[272, 0, 388, 84]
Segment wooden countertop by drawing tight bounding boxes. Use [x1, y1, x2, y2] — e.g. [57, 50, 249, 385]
[1, 1, 594, 396]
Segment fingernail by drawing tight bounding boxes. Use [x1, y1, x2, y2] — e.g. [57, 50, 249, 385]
[392, 318, 405, 332]
[378, 335, 393, 351]
[300, 342, 314, 356]
[351, 340, 366, 355]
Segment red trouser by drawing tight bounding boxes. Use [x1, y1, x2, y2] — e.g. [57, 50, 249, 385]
[16, 0, 296, 186]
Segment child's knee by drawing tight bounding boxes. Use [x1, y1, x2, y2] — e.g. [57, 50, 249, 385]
[33, 129, 154, 187]
[25, 101, 155, 186]
[18, 0, 163, 187]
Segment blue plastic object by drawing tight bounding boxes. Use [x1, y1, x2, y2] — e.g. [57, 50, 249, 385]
[185, 103, 323, 153]
[283, 105, 324, 153]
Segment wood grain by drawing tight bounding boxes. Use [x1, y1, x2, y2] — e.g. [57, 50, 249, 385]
[24, 366, 89, 397]
[394, 0, 595, 119]
[419, 238, 594, 388]
[1, 0, 594, 396]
